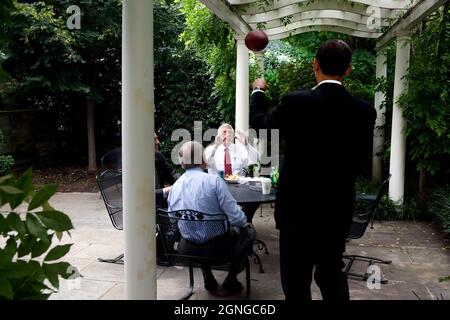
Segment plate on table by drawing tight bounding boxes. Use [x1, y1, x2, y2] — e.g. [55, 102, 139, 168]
[224, 175, 240, 184]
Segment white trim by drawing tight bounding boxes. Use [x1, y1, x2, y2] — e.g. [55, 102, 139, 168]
[251, 89, 265, 95]
[200, 0, 251, 37]
[247, 10, 391, 30]
[312, 80, 342, 90]
[377, 0, 448, 49]
[268, 25, 382, 40]
[236, 0, 405, 18]
[263, 18, 382, 36]
[230, 0, 416, 10]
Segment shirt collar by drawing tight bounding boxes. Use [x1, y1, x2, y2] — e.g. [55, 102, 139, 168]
[312, 80, 342, 90]
[219, 143, 233, 151]
[185, 167, 204, 173]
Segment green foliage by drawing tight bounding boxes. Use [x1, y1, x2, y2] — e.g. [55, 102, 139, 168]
[285, 32, 377, 101]
[1, 1, 83, 103]
[376, 197, 423, 221]
[179, 0, 236, 122]
[253, 33, 377, 120]
[0, 0, 14, 83]
[399, 5, 450, 178]
[0, 129, 14, 175]
[0, 169, 77, 300]
[345, 49, 376, 101]
[154, 0, 224, 159]
[0, 154, 13, 176]
[2, 0, 122, 104]
[1, 0, 219, 164]
[0, 0, 123, 161]
[427, 187, 450, 235]
[356, 178, 424, 221]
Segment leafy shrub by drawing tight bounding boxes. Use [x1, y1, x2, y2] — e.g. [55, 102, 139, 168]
[377, 197, 423, 221]
[0, 129, 14, 175]
[427, 187, 450, 235]
[400, 6, 450, 179]
[0, 154, 14, 176]
[0, 169, 77, 300]
[356, 178, 424, 221]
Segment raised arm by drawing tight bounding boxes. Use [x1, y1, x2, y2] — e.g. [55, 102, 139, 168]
[249, 78, 288, 130]
[235, 130, 259, 165]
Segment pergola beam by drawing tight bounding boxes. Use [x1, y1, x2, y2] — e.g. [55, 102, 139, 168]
[376, 0, 449, 49]
[200, 0, 252, 37]
[264, 18, 382, 37]
[268, 25, 382, 40]
[248, 10, 391, 30]
[239, 2, 400, 23]
[230, 0, 415, 10]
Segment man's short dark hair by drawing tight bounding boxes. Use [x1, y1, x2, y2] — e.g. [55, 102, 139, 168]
[316, 40, 353, 76]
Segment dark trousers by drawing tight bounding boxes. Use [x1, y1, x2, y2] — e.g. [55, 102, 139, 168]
[178, 227, 255, 279]
[279, 228, 350, 301]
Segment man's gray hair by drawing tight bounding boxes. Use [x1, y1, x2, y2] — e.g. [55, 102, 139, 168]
[178, 141, 205, 169]
[218, 123, 234, 134]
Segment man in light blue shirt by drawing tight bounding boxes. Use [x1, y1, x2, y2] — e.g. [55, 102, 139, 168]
[168, 141, 251, 295]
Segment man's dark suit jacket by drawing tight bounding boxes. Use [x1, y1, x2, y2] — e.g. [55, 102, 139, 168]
[250, 83, 376, 252]
[155, 150, 178, 208]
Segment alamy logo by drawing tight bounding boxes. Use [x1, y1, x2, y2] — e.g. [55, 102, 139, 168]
[366, 265, 382, 290]
[66, 265, 82, 290]
[66, 5, 81, 30]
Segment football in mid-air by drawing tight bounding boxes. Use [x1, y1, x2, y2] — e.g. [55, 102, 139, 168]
[245, 30, 269, 52]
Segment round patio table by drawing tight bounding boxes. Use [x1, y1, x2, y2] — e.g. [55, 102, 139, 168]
[226, 181, 276, 205]
[226, 180, 276, 274]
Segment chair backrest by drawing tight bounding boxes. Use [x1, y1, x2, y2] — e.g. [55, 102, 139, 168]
[348, 174, 391, 239]
[101, 148, 122, 171]
[156, 209, 233, 267]
[96, 169, 123, 230]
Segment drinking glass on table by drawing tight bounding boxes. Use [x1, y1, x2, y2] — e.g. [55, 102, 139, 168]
[261, 178, 271, 195]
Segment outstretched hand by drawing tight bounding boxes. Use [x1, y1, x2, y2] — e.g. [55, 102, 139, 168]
[235, 130, 247, 145]
[215, 134, 224, 147]
[252, 78, 268, 91]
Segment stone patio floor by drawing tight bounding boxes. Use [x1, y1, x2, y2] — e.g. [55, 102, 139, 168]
[13, 192, 449, 300]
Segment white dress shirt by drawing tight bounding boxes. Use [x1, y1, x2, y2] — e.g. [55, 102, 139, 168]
[204, 141, 259, 176]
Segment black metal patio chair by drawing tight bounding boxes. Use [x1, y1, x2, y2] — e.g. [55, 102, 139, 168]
[156, 208, 253, 300]
[343, 175, 392, 284]
[96, 169, 124, 264]
[101, 147, 122, 172]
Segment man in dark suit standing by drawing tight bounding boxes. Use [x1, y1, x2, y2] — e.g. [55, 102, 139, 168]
[250, 40, 376, 301]
[154, 132, 179, 208]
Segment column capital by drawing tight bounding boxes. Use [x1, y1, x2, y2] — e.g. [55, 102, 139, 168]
[395, 31, 412, 41]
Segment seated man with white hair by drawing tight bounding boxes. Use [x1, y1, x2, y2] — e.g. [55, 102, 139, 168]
[168, 141, 253, 295]
[205, 123, 261, 223]
[205, 123, 259, 177]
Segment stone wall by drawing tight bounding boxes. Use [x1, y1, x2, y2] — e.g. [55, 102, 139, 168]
[0, 110, 57, 170]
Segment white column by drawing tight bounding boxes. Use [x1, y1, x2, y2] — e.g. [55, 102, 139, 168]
[389, 35, 410, 203]
[235, 39, 249, 133]
[255, 50, 265, 78]
[372, 50, 387, 183]
[254, 50, 265, 155]
[122, 0, 156, 299]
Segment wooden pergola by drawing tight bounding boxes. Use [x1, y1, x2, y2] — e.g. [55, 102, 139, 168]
[120, 0, 448, 299]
